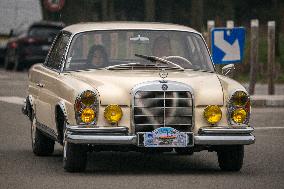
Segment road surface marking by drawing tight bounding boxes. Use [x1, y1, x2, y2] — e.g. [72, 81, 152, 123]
[0, 96, 25, 105]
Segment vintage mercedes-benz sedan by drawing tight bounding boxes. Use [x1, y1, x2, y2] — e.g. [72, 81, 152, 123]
[22, 22, 255, 172]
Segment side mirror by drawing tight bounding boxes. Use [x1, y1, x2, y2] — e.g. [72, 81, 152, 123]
[222, 64, 235, 76]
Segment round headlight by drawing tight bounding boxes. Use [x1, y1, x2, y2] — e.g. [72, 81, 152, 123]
[204, 105, 222, 124]
[231, 91, 249, 107]
[104, 104, 123, 124]
[81, 108, 95, 123]
[81, 90, 96, 106]
[232, 108, 247, 124]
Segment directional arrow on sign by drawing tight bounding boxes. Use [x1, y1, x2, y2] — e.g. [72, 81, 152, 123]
[214, 31, 240, 61]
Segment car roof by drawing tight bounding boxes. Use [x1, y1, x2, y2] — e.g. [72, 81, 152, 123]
[63, 22, 200, 35]
[30, 21, 65, 28]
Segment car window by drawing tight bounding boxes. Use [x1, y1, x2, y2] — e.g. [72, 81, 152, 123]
[45, 33, 70, 70]
[65, 30, 214, 71]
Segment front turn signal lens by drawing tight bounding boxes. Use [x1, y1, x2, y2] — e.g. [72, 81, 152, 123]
[104, 104, 123, 124]
[204, 105, 222, 124]
[231, 91, 249, 107]
[232, 108, 247, 124]
[81, 108, 95, 123]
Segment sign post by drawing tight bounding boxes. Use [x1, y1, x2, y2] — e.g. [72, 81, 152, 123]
[267, 21, 276, 95]
[249, 19, 259, 95]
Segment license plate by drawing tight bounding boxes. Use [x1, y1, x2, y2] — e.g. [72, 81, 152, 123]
[139, 127, 193, 147]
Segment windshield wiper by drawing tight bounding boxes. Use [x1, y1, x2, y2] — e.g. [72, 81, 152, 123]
[105, 62, 159, 70]
[135, 54, 184, 71]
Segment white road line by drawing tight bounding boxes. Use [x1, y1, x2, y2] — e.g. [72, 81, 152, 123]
[254, 127, 284, 130]
[0, 96, 25, 105]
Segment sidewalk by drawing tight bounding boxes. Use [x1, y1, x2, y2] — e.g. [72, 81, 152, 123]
[242, 83, 284, 107]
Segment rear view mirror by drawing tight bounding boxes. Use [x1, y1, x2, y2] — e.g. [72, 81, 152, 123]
[222, 64, 235, 77]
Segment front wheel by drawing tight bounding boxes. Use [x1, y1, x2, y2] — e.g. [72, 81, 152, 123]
[217, 145, 244, 171]
[4, 55, 13, 70]
[31, 114, 55, 156]
[13, 55, 24, 71]
[63, 134, 87, 172]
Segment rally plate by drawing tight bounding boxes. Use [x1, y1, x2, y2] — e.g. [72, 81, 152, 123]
[137, 127, 193, 147]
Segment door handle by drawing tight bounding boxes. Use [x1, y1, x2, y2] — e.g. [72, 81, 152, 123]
[36, 83, 44, 88]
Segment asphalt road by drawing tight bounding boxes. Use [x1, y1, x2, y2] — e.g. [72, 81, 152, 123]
[0, 69, 284, 189]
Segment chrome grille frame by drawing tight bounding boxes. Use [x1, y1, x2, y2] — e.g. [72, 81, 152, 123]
[131, 80, 194, 134]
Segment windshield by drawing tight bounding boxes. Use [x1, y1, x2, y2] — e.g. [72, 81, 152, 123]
[65, 30, 214, 71]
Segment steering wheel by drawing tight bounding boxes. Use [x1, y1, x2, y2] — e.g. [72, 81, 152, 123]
[164, 56, 192, 66]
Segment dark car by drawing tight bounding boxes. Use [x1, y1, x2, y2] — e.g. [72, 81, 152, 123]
[4, 21, 64, 71]
[0, 40, 7, 66]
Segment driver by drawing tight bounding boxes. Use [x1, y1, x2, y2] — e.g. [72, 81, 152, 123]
[152, 36, 171, 57]
[87, 45, 108, 67]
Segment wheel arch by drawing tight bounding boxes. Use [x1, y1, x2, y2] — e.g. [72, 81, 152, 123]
[55, 100, 68, 144]
[26, 95, 35, 121]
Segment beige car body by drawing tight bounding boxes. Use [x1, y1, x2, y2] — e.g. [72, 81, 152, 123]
[28, 64, 246, 134]
[24, 22, 255, 172]
[25, 22, 254, 147]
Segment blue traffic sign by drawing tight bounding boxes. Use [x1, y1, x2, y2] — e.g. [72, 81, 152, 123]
[211, 27, 245, 64]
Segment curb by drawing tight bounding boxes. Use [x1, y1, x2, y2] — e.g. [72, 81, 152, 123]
[250, 95, 284, 107]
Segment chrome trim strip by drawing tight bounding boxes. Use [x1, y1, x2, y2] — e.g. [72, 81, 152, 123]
[135, 123, 191, 126]
[66, 134, 137, 145]
[199, 127, 254, 134]
[194, 134, 255, 145]
[66, 125, 128, 133]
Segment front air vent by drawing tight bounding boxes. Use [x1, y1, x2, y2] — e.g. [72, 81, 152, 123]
[133, 83, 193, 133]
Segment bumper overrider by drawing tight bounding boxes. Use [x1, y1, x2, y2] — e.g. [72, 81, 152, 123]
[65, 125, 255, 146]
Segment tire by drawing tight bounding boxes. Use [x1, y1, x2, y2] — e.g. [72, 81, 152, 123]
[4, 55, 13, 70]
[13, 55, 23, 71]
[175, 147, 194, 155]
[31, 113, 55, 156]
[62, 122, 87, 172]
[217, 145, 244, 171]
[63, 140, 87, 172]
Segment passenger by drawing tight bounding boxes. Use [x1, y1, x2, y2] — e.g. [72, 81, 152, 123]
[87, 45, 108, 67]
[152, 36, 171, 57]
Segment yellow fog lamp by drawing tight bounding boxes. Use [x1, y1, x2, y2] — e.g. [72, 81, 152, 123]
[104, 104, 123, 124]
[81, 108, 95, 123]
[231, 91, 249, 107]
[204, 105, 222, 124]
[81, 90, 96, 106]
[232, 108, 247, 124]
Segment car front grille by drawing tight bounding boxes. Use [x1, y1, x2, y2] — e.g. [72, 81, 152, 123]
[133, 89, 193, 133]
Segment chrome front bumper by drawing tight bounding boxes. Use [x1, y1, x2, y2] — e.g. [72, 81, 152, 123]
[65, 125, 255, 146]
[195, 127, 255, 145]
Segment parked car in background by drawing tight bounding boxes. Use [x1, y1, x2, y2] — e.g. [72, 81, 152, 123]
[4, 21, 64, 71]
[23, 22, 255, 172]
[0, 40, 7, 66]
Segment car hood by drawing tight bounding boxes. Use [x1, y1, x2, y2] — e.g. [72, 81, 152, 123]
[69, 70, 224, 106]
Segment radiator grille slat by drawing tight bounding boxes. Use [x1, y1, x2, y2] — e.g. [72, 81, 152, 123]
[134, 90, 193, 132]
